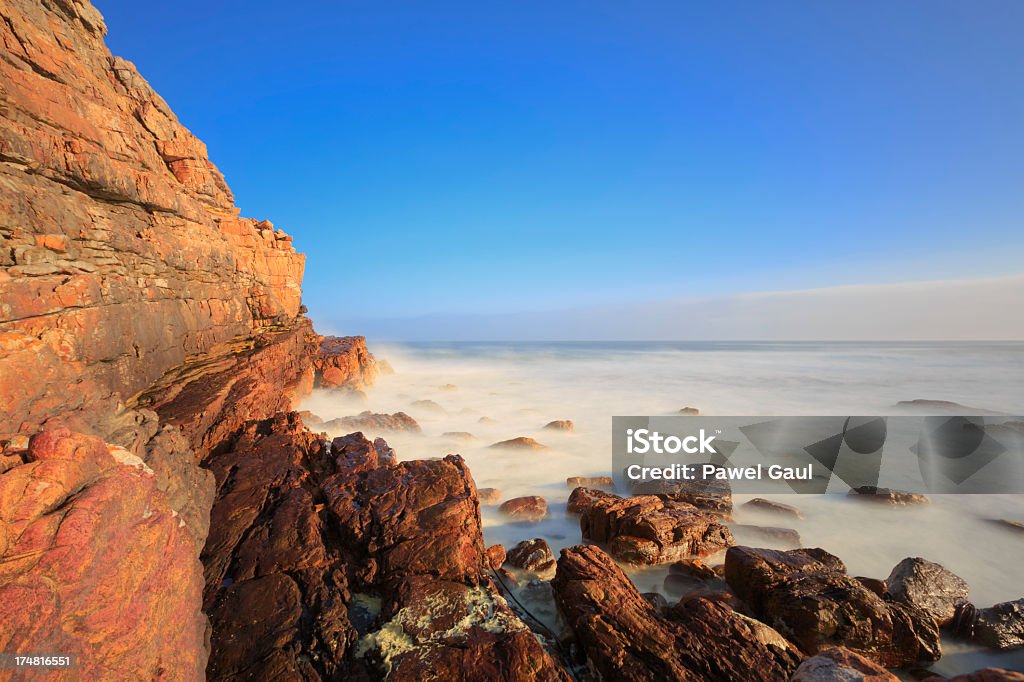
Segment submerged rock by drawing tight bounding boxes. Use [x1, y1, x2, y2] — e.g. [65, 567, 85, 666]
[886, 557, 969, 626]
[724, 546, 941, 667]
[442, 431, 477, 441]
[566, 476, 613, 490]
[742, 497, 805, 520]
[848, 486, 930, 505]
[489, 436, 548, 450]
[322, 410, 421, 433]
[679, 407, 701, 416]
[410, 399, 446, 414]
[478, 487, 502, 505]
[551, 544, 803, 681]
[578, 489, 733, 564]
[731, 523, 801, 546]
[498, 496, 549, 522]
[791, 647, 899, 681]
[543, 420, 574, 432]
[632, 465, 733, 514]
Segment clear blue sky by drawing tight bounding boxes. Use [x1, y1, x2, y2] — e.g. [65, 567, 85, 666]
[97, 1, 1023, 328]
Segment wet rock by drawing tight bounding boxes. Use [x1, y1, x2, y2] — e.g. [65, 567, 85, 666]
[972, 598, 1024, 650]
[724, 546, 941, 667]
[442, 431, 476, 441]
[579, 490, 733, 564]
[0, 430, 207, 680]
[886, 557, 969, 626]
[632, 466, 733, 514]
[506, 539, 557, 574]
[679, 406, 701, 415]
[498, 496, 549, 522]
[489, 436, 548, 450]
[848, 486, 930, 505]
[313, 336, 379, 390]
[543, 420, 574, 432]
[322, 410, 422, 433]
[410, 399, 446, 414]
[791, 647, 899, 681]
[732, 523, 801, 546]
[551, 545, 803, 681]
[478, 487, 502, 505]
[486, 544, 507, 570]
[742, 497, 805, 520]
[566, 475, 613, 490]
[567, 486, 610, 514]
[669, 558, 718, 581]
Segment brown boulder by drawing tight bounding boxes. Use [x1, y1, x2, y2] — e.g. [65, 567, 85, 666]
[543, 420, 574, 432]
[313, 335, 378, 390]
[791, 647, 899, 681]
[954, 598, 1024, 650]
[579, 490, 733, 564]
[567, 486, 610, 514]
[886, 557, 969, 626]
[742, 497, 805, 520]
[485, 544, 507, 570]
[506, 539, 557, 574]
[499, 496, 549, 522]
[724, 546, 941, 667]
[551, 544, 802, 681]
[632, 467, 733, 514]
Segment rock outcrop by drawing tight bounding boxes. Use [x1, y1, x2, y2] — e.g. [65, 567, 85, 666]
[724, 546, 941, 667]
[577, 489, 733, 564]
[551, 544, 803, 681]
[313, 335, 379, 390]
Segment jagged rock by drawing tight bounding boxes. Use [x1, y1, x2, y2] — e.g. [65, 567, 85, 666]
[489, 437, 548, 450]
[498, 496, 549, 522]
[478, 487, 502, 505]
[886, 557, 969, 626]
[543, 420, 574, 432]
[632, 467, 733, 514]
[848, 486, 930, 505]
[742, 497, 805, 520]
[791, 647, 899, 681]
[506, 539, 556, 574]
[567, 486, 609, 514]
[203, 413, 567, 679]
[313, 335, 378, 390]
[551, 545, 803, 681]
[566, 476, 613, 489]
[0, 430, 207, 679]
[724, 546, 941, 667]
[322, 410, 422, 433]
[485, 545, 506, 570]
[578, 489, 733, 564]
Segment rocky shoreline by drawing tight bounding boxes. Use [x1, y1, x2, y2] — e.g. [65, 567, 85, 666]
[0, 1, 1021, 680]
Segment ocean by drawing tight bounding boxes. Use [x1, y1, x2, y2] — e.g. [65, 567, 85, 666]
[300, 340, 1024, 676]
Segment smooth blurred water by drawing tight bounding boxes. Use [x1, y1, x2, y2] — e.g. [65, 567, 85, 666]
[300, 341, 1024, 675]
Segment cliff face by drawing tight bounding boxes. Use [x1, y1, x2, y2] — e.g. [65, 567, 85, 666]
[0, 0, 304, 436]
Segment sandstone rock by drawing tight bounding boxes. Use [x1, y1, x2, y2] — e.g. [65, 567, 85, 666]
[791, 647, 899, 681]
[0, 429, 207, 680]
[886, 557, 969, 626]
[566, 475, 613, 490]
[679, 407, 701, 415]
[299, 410, 326, 430]
[499, 496, 549, 522]
[848, 486, 930, 505]
[566, 486, 609, 514]
[742, 497, 805, 520]
[478, 487, 502, 505]
[724, 546, 941, 667]
[669, 558, 718, 581]
[579, 490, 733, 564]
[313, 335, 378, 390]
[506, 539, 557, 574]
[486, 544, 506, 570]
[551, 544, 803, 681]
[322, 410, 422, 433]
[489, 436, 548, 450]
[543, 420, 574, 432]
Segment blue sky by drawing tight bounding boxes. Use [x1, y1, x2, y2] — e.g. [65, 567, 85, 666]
[97, 1, 1023, 335]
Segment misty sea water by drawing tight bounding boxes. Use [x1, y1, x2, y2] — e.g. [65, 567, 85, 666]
[300, 340, 1024, 676]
